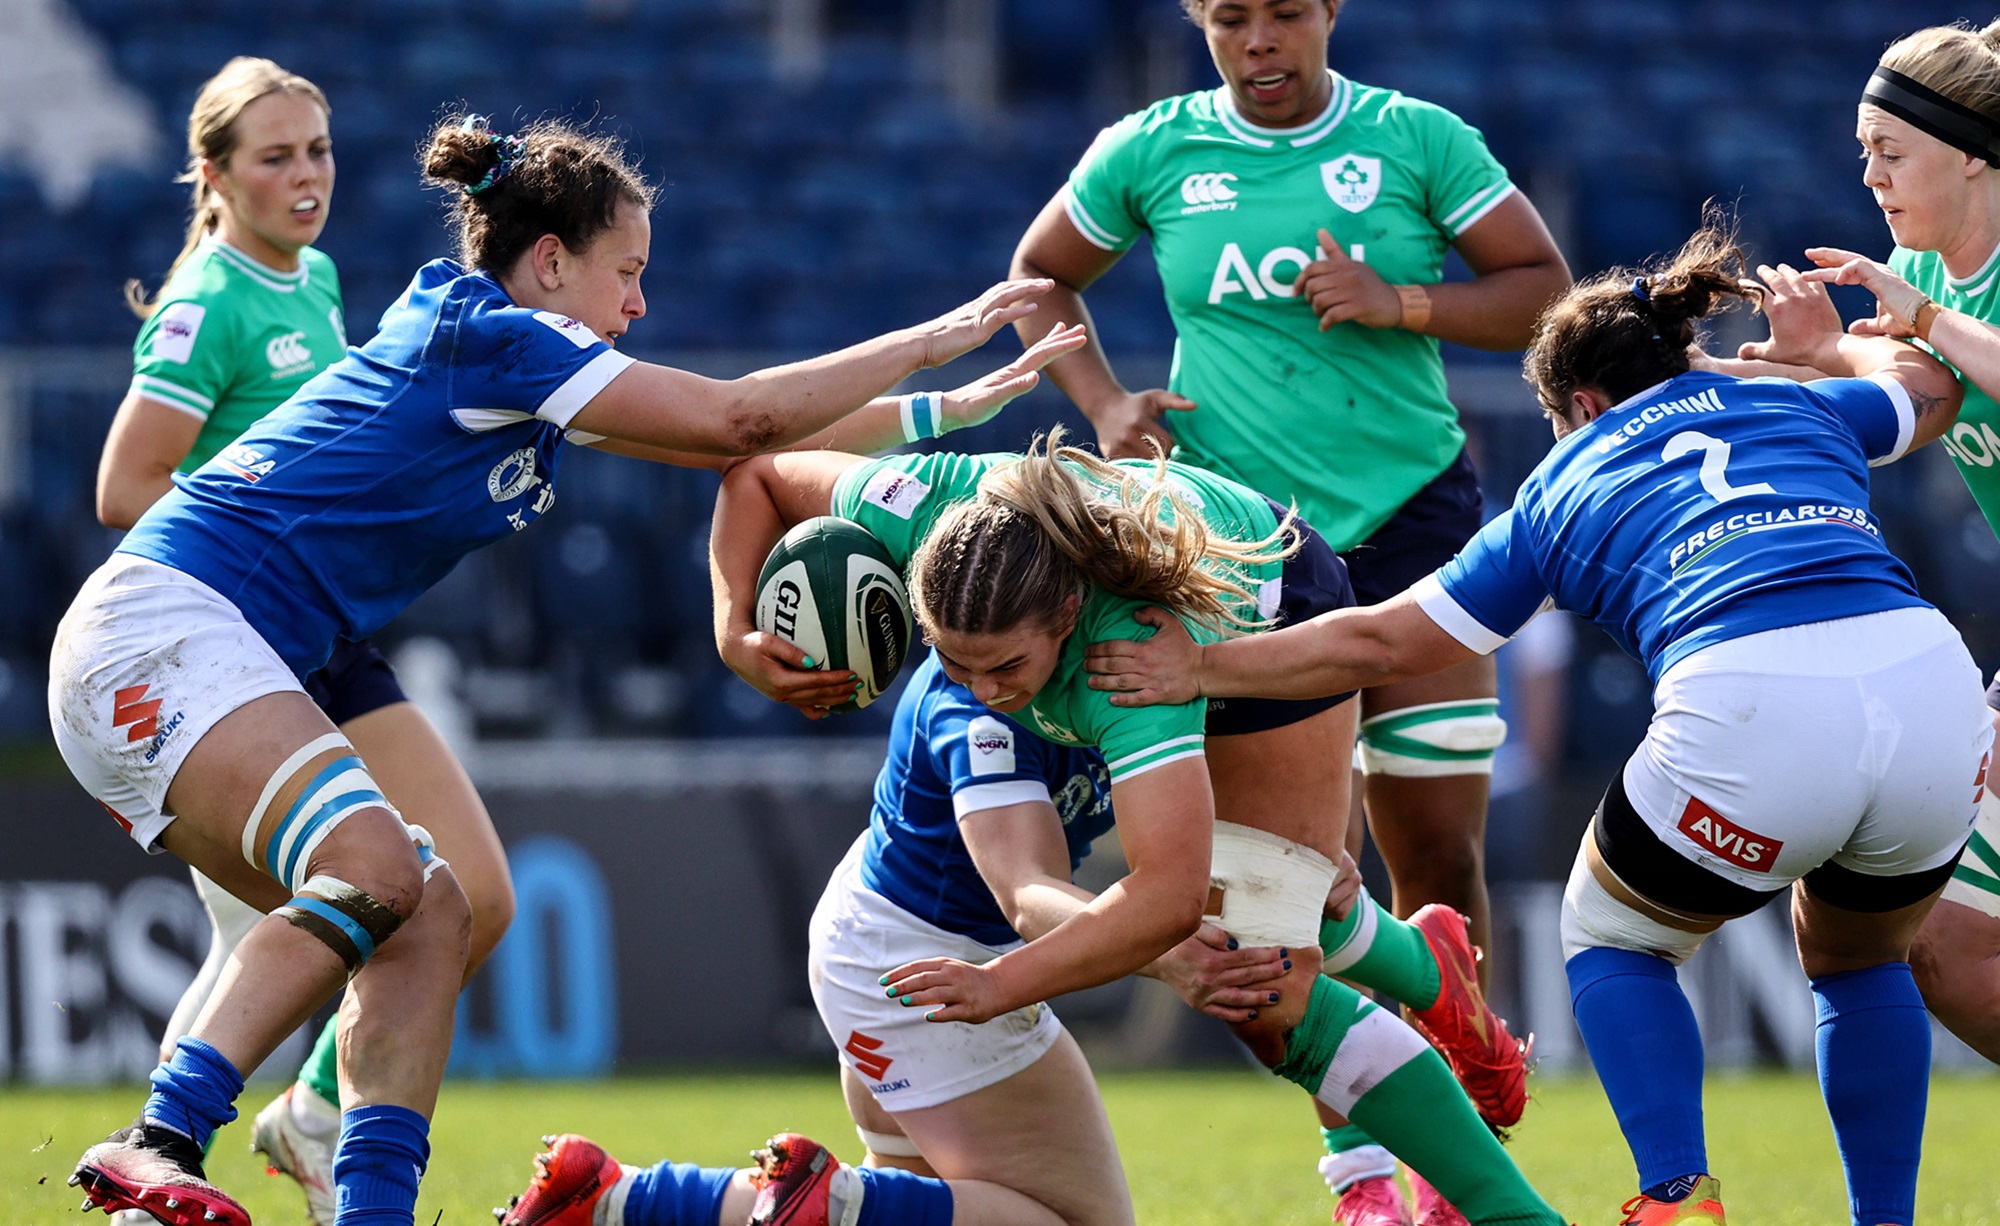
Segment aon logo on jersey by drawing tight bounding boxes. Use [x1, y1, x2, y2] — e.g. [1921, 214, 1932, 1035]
[1207, 242, 1323, 304]
[1941, 420, 2000, 468]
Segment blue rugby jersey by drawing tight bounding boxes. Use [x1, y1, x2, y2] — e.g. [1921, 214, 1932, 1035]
[1415, 370, 1928, 680]
[860, 653, 1115, 946]
[118, 260, 632, 676]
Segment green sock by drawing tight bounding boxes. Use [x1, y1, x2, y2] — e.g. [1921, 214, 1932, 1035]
[1350, 1051, 1559, 1226]
[298, 1018, 340, 1109]
[1274, 977, 1559, 1226]
[1319, 887, 1441, 1009]
[1320, 1124, 1374, 1155]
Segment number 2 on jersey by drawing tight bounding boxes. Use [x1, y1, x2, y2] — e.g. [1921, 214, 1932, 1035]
[1662, 431, 1775, 504]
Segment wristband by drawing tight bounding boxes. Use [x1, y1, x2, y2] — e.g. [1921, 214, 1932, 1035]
[1394, 284, 1432, 332]
[1914, 296, 1943, 343]
[899, 391, 944, 443]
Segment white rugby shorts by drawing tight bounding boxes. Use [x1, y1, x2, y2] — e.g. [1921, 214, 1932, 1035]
[1620, 607, 1991, 893]
[808, 837, 1062, 1111]
[49, 555, 305, 851]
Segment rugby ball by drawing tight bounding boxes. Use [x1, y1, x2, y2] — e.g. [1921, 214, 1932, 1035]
[753, 516, 914, 712]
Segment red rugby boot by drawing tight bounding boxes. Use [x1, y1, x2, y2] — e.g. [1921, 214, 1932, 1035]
[71, 1121, 249, 1226]
[1331, 1174, 1413, 1226]
[1404, 904, 1531, 1130]
[749, 1133, 850, 1226]
[496, 1133, 624, 1226]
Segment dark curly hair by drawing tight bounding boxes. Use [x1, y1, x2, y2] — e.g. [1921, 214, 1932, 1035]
[420, 115, 655, 274]
[1524, 206, 1760, 418]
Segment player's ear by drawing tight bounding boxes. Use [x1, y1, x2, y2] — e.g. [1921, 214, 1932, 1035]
[530, 233, 564, 291]
[198, 157, 229, 201]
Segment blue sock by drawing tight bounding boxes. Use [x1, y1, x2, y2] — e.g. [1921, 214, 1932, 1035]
[142, 1037, 244, 1151]
[332, 1104, 430, 1225]
[1566, 947, 1708, 1191]
[624, 1161, 737, 1226]
[1814, 964, 1928, 1226]
[854, 1166, 953, 1226]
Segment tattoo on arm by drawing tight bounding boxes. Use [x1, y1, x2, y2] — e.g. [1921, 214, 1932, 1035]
[1910, 387, 1948, 421]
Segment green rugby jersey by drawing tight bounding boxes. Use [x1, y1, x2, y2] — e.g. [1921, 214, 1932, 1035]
[832, 451, 1283, 783]
[129, 239, 346, 473]
[1064, 72, 1514, 549]
[1891, 244, 2000, 536]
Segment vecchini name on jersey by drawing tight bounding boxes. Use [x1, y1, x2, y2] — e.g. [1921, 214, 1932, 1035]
[1413, 370, 1927, 680]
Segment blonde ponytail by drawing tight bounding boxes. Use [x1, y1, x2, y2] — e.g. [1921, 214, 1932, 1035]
[126, 57, 329, 318]
[909, 427, 1296, 642]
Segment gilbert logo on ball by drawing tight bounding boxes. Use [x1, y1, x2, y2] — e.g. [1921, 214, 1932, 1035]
[754, 517, 914, 712]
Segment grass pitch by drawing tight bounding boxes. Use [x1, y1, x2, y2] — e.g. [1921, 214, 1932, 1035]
[5, 1072, 1996, 1223]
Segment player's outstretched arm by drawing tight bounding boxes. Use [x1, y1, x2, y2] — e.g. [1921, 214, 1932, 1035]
[708, 451, 872, 716]
[1086, 594, 1476, 706]
[1012, 194, 1196, 460]
[885, 757, 1215, 1023]
[566, 279, 1058, 454]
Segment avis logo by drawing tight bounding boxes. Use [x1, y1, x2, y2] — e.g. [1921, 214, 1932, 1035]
[266, 330, 313, 376]
[1180, 171, 1239, 214]
[217, 443, 275, 482]
[844, 1030, 893, 1082]
[1678, 797, 1781, 871]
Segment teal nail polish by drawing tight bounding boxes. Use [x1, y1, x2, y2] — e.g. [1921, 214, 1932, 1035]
[901, 996, 916, 1007]
[885, 986, 899, 998]
[877, 975, 889, 986]
[926, 1011, 938, 1022]
[801, 655, 816, 668]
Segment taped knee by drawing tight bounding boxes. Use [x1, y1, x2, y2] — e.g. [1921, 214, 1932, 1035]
[276, 875, 406, 973]
[1559, 841, 1718, 966]
[1207, 822, 1336, 948]
[242, 734, 397, 894]
[1358, 700, 1505, 777]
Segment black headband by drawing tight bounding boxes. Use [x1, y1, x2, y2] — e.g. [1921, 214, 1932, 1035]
[1863, 66, 2000, 168]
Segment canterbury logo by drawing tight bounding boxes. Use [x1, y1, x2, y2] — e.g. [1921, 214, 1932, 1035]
[113, 684, 162, 744]
[844, 1030, 893, 1082]
[1180, 171, 1239, 209]
[266, 331, 311, 371]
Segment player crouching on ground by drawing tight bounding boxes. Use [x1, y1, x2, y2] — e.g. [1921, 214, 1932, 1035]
[1084, 215, 1980, 1226]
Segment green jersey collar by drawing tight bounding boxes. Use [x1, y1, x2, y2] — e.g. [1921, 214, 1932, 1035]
[1214, 71, 1354, 150]
[1944, 235, 2000, 298]
[202, 237, 311, 293]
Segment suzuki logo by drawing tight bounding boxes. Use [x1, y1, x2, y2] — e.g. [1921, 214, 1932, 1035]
[844, 1031, 893, 1082]
[113, 684, 161, 744]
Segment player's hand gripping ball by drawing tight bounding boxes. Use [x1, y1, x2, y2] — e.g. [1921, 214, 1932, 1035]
[754, 517, 914, 712]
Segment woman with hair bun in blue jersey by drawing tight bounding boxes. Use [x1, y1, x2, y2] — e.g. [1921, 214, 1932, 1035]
[46, 109, 1083, 1226]
[1087, 217, 1980, 1226]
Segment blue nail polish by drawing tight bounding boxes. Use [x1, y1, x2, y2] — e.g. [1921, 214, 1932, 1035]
[1226, 938, 1238, 951]
[1268, 991, 1280, 1003]
[1282, 960, 1292, 971]
[1279, 948, 1289, 958]
[1247, 1010, 1258, 1020]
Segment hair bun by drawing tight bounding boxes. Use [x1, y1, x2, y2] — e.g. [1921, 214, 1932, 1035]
[421, 116, 503, 189]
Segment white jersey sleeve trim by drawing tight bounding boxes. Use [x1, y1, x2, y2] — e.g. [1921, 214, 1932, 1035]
[129, 375, 213, 419]
[952, 780, 1055, 819]
[564, 427, 608, 445]
[536, 349, 636, 428]
[1863, 372, 1917, 467]
[1108, 745, 1206, 784]
[1410, 572, 1511, 655]
[451, 407, 534, 433]
[1062, 185, 1130, 252]
[1441, 181, 1517, 237]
